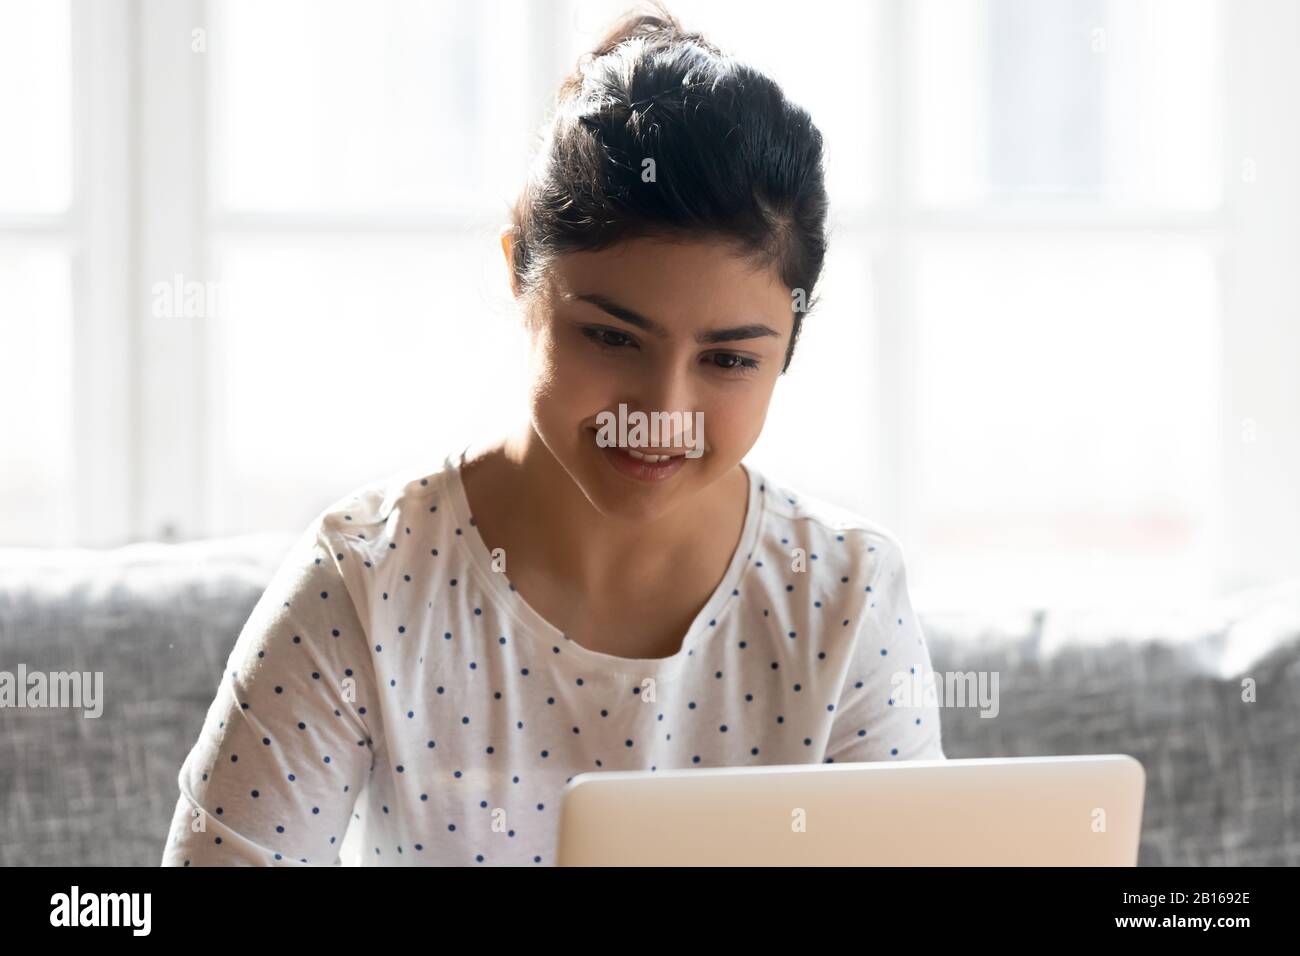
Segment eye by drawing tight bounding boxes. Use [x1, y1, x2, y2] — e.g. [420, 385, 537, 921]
[705, 352, 761, 375]
[581, 326, 638, 350]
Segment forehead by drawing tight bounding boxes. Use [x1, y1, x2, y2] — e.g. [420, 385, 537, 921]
[547, 236, 792, 328]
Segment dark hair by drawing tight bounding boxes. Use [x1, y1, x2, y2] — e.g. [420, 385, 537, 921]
[506, 2, 830, 373]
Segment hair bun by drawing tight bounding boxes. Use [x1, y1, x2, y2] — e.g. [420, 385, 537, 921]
[560, 3, 722, 101]
[589, 9, 682, 58]
[585, 2, 725, 61]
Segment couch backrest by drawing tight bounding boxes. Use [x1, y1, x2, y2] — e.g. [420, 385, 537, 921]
[0, 534, 298, 866]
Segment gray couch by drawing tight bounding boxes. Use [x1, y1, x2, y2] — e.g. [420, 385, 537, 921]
[2, 534, 1297, 865]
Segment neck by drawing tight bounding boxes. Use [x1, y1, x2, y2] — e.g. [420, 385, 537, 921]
[465, 421, 747, 595]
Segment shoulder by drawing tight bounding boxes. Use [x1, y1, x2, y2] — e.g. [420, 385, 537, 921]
[313, 451, 461, 552]
[749, 462, 907, 573]
[293, 450, 465, 625]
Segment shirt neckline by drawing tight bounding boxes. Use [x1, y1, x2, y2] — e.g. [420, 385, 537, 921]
[442, 443, 765, 680]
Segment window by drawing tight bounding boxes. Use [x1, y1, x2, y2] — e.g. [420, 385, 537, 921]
[9, 0, 1294, 612]
[902, 0, 1224, 608]
[202, 0, 540, 534]
[1, 0, 131, 548]
[0, 0, 74, 545]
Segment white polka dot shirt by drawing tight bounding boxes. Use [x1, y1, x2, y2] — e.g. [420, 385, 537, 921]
[162, 446, 944, 865]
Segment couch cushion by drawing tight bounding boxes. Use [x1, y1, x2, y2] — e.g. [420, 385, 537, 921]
[925, 589, 1300, 866]
[0, 534, 299, 865]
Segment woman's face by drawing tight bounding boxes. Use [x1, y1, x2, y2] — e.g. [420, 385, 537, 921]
[507, 234, 794, 523]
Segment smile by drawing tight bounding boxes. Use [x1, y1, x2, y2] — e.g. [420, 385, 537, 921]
[590, 429, 697, 483]
[592, 404, 706, 459]
[622, 447, 686, 463]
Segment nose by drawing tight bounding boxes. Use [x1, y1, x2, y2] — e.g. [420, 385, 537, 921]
[625, 356, 699, 446]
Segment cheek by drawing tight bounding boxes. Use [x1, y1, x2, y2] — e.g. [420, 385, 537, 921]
[527, 334, 612, 427]
[699, 382, 776, 458]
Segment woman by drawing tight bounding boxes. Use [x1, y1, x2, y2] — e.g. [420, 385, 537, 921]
[162, 4, 943, 867]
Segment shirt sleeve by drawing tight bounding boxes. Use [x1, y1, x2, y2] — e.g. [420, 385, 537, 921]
[160, 519, 383, 866]
[824, 535, 945, 764]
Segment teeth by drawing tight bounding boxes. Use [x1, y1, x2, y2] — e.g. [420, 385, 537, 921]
[624, 447, 675, 463]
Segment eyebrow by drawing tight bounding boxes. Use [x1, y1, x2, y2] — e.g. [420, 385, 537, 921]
[568, 292, 781, 345]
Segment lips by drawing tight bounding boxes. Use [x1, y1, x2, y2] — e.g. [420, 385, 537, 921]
[588, 427, 697, 483]
[585, 426, 696, 459]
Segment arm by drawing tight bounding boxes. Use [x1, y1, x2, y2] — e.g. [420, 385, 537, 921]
[824, 535, 945, 764]
[161, 521, 382, 865]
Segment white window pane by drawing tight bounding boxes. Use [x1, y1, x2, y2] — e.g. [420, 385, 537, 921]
[210, 0, 533, 213]
[0, 246, 74, 545]
[0, 0, 72, 214]
[910, 0, 1222, 208]
[208, 235, 524, 535]
[911, 237, 1219, 608]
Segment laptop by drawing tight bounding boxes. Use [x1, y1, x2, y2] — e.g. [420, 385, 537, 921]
[555, 754, 1145, 866]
